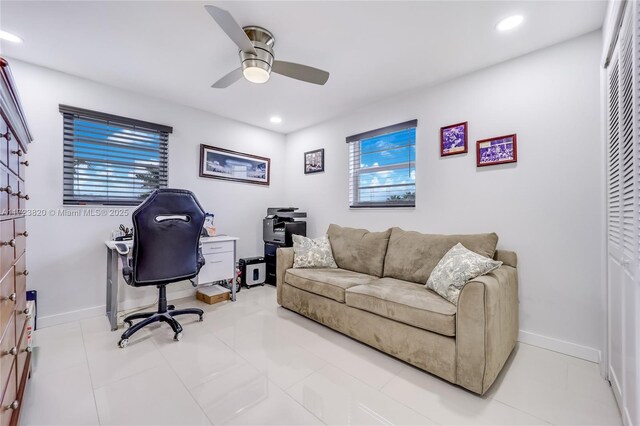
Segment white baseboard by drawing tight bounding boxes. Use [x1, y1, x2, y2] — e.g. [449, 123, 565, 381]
[38, 305, 105, 329]
[37, 288, 198, 329]
[118, 288, 197, 312]
[518, 330, 601, 363]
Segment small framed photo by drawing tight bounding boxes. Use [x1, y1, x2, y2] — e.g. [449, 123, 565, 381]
[199, 144, 270, 185]
[304, 148, 324, 174]
[476, 134, 517, 167]
[440, 121, 468, 156]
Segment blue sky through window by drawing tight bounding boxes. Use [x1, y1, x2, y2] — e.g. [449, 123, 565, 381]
[350, 127, 416, 206]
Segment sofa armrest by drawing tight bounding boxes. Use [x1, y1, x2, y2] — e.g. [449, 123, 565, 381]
[276, 247, 294, 305]
[494, 250, 517, 268]
[456, 265, 519, 394]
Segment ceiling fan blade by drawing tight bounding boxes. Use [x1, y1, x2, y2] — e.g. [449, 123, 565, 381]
[272, 61, 330, 85]
[212, 67, 243, 88]
[204, 5, 257, 55]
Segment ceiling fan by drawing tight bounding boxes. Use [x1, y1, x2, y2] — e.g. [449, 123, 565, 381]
[205, 5, 330, 88]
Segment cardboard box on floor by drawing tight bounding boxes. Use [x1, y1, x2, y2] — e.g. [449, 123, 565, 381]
[196, 285, 230, 304]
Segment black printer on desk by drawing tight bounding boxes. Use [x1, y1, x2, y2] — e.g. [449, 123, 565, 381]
[263, 207, 307, 285]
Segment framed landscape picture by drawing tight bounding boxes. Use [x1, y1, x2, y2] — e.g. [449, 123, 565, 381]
[440, 121, 468, 156]
[476, 134, 517, 167]
[304, 148, 324, 174]
[199, 144, 270, 185]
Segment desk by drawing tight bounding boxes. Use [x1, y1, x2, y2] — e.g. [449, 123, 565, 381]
[105, 235, 238, 331]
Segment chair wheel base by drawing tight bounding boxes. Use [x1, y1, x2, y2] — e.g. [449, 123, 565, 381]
[118, 305, 204, 346]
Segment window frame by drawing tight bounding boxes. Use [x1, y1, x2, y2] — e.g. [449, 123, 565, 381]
[59, 105, 172, 206]
[346, 120, 417, 208]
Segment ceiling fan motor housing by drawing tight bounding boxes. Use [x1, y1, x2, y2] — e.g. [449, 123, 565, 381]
[239, 26, 275, 77]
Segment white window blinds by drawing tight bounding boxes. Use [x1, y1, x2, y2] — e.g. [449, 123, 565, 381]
[347, 120, 417, 208]
[60, 105, 171, 206]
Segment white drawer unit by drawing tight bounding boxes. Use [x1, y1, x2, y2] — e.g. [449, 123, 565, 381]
[199, 250, 234, 283]
[197, 236, 239, 301]
[201, 240, 233, 255]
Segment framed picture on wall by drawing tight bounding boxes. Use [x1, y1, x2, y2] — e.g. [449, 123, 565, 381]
[304, 148, 325, 174]
[440, 121, 468, 156]
[476, 134, 517, 167]
[199, 144, 270, 185]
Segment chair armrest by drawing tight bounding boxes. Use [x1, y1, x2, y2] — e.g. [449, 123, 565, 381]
[114, 243, 133, 285]
[276, 247, 294, 305]
[456, 265, 519, 394]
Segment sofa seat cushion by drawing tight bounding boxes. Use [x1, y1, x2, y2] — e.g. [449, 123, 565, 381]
[345, 278, 457, 336]
[285, 268, 379, 303]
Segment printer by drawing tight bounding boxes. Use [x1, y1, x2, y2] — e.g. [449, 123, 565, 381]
[263, 207, 307, 284]
[263, 207, 307, 245]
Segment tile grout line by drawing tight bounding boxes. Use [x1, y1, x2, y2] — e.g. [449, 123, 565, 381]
[179, 300, 327, 425]
[274, 299, 554, 425]
[325, 363, 440, 425]
[270, 375, 328, 426]
[192, 294, 328, 425]
[482, 350, 587, 425]
[268, 300, 440, 422]
[281, 359, 328, 392]
[86, 332, 169, 392]
[147, 324, 214, 426]
[78, 320, 104, 425]
[377, 365, 405, 391]
[484, 396, 554, 425]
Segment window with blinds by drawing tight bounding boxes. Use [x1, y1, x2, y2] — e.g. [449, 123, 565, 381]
[347, 120, 417, 208]
[60, 105, 171, 206]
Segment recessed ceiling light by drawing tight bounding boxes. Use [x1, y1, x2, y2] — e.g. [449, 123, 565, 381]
[496, 15, 524, 32]
[270, 116, 282, 124]
[0, 30, 23, 43]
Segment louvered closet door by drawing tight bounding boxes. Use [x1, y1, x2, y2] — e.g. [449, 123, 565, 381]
[606, 2, 639, 425]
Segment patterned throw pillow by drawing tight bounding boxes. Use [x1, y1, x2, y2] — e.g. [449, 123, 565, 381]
[292, 234, 338, 269]
[426, 243, 502, 305]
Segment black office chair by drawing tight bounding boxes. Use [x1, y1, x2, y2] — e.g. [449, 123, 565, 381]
[115, 189, 206, 348]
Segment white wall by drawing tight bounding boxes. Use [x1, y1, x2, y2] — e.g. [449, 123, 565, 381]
[9, 30, 605, 361]
[10, 59, 286, 326]
[284, 31, 604, 361]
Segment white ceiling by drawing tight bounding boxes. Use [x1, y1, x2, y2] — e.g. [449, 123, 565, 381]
[0, 1, 606, 134]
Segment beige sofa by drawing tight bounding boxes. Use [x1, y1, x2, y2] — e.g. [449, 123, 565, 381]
[276, 224, 518, 395]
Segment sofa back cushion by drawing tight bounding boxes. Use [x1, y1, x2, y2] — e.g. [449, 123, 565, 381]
[383, 227, 499, 284]
[327, 224, 391, 277]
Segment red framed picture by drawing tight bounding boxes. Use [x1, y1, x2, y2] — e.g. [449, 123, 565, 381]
[440, 121, 468, 156]
[476, 134, 517, 167]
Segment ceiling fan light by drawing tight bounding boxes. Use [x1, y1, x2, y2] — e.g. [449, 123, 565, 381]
[243, 66, 270, 84]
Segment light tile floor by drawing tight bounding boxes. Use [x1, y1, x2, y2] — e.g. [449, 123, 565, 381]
[22, 286, 621, 425]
